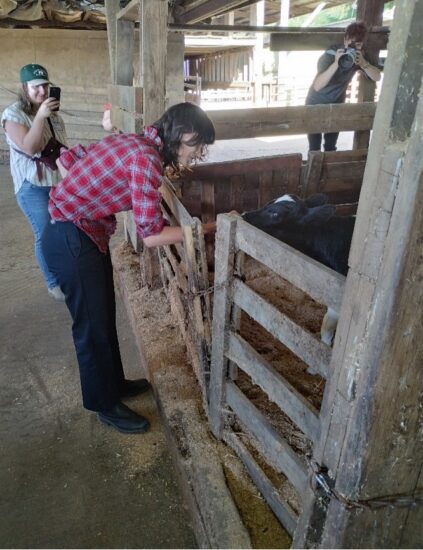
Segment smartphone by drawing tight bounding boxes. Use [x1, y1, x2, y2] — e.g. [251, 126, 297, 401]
[48, 86, 61, 110]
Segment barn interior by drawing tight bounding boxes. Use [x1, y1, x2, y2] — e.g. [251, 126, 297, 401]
[0, 0, 422, 548]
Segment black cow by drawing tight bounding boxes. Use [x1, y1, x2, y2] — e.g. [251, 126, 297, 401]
[242, 194, 355, 344]
[242, 193, 355, 276]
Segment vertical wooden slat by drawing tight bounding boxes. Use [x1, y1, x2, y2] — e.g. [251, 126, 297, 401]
[105, 0, 120, 85]
[302, 151, 324, 197]
[353, 0, 385, 149]
[166, 31, 185, 109]
[208, 214, 238, 438]
[140, 0, 167, 125]
[116, 19, 135, 85]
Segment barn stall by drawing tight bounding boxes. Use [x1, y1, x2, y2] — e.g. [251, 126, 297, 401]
[106, 0, 422, 547]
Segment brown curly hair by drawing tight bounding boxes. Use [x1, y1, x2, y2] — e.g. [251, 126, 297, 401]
[345, 21, 368, 43]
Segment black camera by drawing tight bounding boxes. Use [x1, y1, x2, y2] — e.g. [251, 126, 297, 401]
[338, 43, 357, 70]
[48, 86, 61, 111]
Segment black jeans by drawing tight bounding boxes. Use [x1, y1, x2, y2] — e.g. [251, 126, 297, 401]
[41, 221, 125, 411]
[307, 132, 339, 152]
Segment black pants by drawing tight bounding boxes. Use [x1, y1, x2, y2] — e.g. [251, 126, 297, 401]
[307, 132, 339, 152]
[41, 221, 125, 412]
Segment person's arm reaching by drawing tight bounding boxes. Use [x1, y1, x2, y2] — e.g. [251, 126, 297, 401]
[143, 221, 216, 248]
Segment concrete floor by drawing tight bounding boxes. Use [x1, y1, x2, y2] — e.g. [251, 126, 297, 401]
[0, 165, 197, 549]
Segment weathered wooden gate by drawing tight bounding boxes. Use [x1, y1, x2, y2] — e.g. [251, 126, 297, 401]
[158, 154, 303, 404]
[207, 214, 345, 535]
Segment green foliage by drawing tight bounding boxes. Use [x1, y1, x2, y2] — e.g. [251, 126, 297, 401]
[289, 2, 356, 27]
[289, 1, 395, 28]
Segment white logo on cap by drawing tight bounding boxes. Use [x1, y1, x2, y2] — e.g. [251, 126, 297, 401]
[34, 68, 47, 77]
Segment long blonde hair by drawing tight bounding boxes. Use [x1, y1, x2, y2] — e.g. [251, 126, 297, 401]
[17, 84, 35, 116]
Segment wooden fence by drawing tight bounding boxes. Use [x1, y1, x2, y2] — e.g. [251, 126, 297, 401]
[156, 150, 367, 536]
[208, 214, 346, 535]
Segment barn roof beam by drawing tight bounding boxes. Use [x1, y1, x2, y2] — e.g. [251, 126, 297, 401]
[169, 23, 389, 34]
[173, 0, 260, 24]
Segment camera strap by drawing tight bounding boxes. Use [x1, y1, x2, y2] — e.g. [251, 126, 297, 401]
[47, 118, 56, 140]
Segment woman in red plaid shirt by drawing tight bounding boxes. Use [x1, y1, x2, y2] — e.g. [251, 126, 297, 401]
[41, 102, 216, 434]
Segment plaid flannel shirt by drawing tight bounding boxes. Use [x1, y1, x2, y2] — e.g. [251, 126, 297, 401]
[49, 127, 165, 253]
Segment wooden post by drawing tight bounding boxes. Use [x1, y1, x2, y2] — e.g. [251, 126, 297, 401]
[105, 0, 120, 84]
[138, 0, 168, 284]
[166, 31, 185, 109]
[353, 0, 385, 150]
[208, 214, 238, 438]
[140, 0, 167, 125]
[294, 1, 423, 547]
[250, 0, 265, 105]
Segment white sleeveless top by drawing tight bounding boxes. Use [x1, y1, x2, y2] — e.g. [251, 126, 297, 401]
[1, 102, 68, 194]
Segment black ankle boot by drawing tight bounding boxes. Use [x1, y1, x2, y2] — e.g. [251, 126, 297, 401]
[98, 402, 150, 434]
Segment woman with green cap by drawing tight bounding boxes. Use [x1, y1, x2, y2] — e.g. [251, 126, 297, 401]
[1, 63, 68, 301]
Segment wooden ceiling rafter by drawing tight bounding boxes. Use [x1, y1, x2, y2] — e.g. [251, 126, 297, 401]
[173, 0, 259, 24]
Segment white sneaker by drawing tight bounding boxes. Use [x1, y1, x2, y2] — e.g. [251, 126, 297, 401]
[48, 286, 66, 302]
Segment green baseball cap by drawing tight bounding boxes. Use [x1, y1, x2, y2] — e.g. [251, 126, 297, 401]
[20, 64, 50, 86]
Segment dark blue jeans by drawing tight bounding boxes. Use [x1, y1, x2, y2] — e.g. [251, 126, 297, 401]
[41, 221, 125, 411]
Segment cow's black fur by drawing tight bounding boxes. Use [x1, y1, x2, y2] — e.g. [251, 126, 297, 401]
[242, 194, 355, 276]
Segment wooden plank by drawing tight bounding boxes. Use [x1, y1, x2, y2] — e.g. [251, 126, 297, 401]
[115, 18, 135, 86]
[161, 245, 188, 292]
[320, 179, 362, 194]
[200, 180, 215, 222]
[270, 29, 388, 52]
[108, 84, 143, 114]
[105, 0, 119, 84]
[258, 171, 274, 208]
[123, 210, 139, 251]
[182, 154, 302, 182]
[353, 0, 385, 150]
[166, 32, 185, 109]
[226, 331, 320, 441]
[108, 85, 143, 134]
[223, 430, 298, 537]
[141, 0, 167, 126]
[226, 381, 308, 496]
[161, 178, 195, 226]
[208, 103, 376, 140]
[321, 160, 366, 182]
[183, 224, 206, 338]
[140, 246, 161, 289]
[175, 0, 249, 24]
[322, 150, 368, 163]
[229, 174, 246, 214]
[208, 215, 238, 438]
[194, 222, 212, 347]
[232, 279, 331, 378]
[117, 0, 140, 22]
[234, 217, 345, 311]
[302, 151, 323, 196]
[170, 23, 388, 39]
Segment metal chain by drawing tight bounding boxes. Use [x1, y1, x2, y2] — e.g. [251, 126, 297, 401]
[307, 457, 423, 510]
[187, 281, 229, 299]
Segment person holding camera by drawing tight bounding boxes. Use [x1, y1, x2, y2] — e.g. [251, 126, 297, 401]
[1, 63, 68, 301]
[305, 21, 381, 152]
